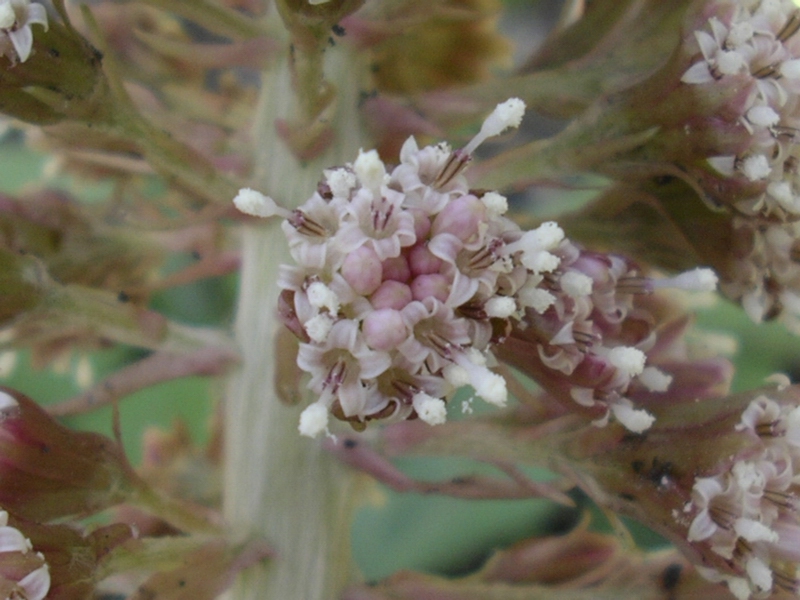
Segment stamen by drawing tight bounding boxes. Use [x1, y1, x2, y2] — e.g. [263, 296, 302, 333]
[289, 209, 328, 237]
[755, 420, 781, 437]
[324, 359, 347, 390]
[391, 379, 417, 402]
[709, 504, 737, 530]
[433, 149, 471, 189]
[773, 568, 798, 593]
[764, 489, 799, 510]
[778, 10, 800, 42]
[752, 63, 780, 79]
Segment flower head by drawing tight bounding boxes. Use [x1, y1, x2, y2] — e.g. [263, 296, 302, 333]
[0, 0, 47, 64]
[239, 100, 578, 435]
[0, 386, 137, 521]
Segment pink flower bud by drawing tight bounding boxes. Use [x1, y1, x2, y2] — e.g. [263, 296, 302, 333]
[431, 195, 486, 243]
[370, 280, 413, 310]
[363, 309, 407, 351]
[411, 274, 450, 303]
[381, 255, 411, 282]
[408, 243, 444, 276]
[0, 387, 136, 522]
[409, 208, 432, 241]
[341, 245, 383, 295]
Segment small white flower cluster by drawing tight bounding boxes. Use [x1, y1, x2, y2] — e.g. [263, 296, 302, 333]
[686, 394, 800, 599]
[721, 217, 800, 329]
[0, 509, 50, 600]
[516, 251, 717, 433]
[0, 0, 47, 64]
[682, 0, 800, 218]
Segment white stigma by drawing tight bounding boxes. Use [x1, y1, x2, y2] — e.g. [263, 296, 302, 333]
[233, 188, 287, 218]
[481, 192, 508, 217]
[305, 313, 335, 343]
[608, 346, 646, 377]
[412, 393, 447, 425]
[306, 282, 340, 314]
[485, 297, 517, 318]
[462, 98, 526, 155]
[639, 366, 673, 392]
[474, 369, 508, 407]
[741, 155, 771, 181]
[443, 364, 470, 388]
[324, 168, 357, 198]
[654, 267, 719, 292]
[353, 149, 386, 191]
[560, 271, 593, 297]
[611, 400, 655, 433]
[298, 403, 330, 437]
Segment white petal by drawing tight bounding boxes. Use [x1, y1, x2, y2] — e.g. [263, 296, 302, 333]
[681, 61, 714, 84]
[25, 3, 48, 29]
[18, 564, 49, 600]
[0, 525, 31, 552]
[8, 25, 31, 62]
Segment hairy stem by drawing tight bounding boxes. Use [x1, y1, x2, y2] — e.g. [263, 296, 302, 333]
[223, 45, 368, 600]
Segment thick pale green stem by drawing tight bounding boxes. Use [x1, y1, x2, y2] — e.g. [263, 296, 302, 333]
[224, 46, 368, 600]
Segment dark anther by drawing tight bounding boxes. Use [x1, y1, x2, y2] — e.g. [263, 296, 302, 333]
[343, 438, 357, 449]
[117, 291, 130, 303]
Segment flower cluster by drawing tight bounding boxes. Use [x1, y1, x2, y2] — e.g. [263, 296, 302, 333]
[685, 392, 800, 599]
[236, 100, 718, 437]
[0, 0, 47, 64]
[239, 100, 538, 436]
[682, 0, 800, 219]
[675, 1, 800, 329]
[721, 217, 800, 328]
[0, 509, 49, 600]
[498, 250, 719, 433]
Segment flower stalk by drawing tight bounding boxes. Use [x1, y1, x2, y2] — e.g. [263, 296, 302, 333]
[223, 45, 368, 600]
